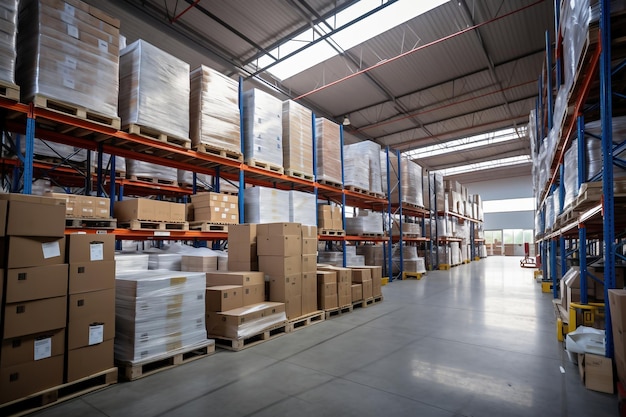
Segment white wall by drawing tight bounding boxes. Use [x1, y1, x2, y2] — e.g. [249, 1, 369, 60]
[465, 175, 534, 230]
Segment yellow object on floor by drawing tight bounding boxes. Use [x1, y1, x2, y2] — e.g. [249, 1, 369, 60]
[381, 277, 389, 286]
[541, 281, 552, 293]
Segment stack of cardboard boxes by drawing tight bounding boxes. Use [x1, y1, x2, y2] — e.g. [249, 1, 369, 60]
[282, 100, 313, 178]
[609, 290, 626, 393]
[46, 192, 110, 219]
[227, 224, 258, 271]
[351, 266, 382, 299]
[190, 192, 238, 224]
[317, 265, 352, 309]
[114, 198, 186, 224]
[317, 271, 338, 310]
[317, 205, 343, 231]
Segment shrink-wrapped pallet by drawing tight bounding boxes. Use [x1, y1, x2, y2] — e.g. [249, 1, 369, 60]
[243, 186, 289, 223]
[119, 39, 190, 139]
[392, 245, 425, 274]
[315, 118, 342, 184]
[345, 210, 383, 235]
[282, 100, 313, 177]
[20, 138, 88, 162]
[181, 252, 218, 272]
[585, 117, 626, 181]
[0, 0, 17, 84]
[17, 0, 120, 118]
[115, 253, 149, 273]
[450, 242, 461, 266]
[243, 88, 282, 167]
[115, 271, 209, 363]
[90, 152, 125, 177]
[563, 142, 578, 209]
[190, 65, 240, 153]
[289, 190, 316, 227]
[344, 140, 382, 194]
[176, 170, 212, 189]
[430, 172, 445, 211]
[392, 221, 421, 236]
[382, 153, 424, 207]
[126, 160, 177, 183]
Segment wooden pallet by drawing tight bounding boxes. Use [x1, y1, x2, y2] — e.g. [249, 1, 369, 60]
[286, 310, 325, 332]
[128, 175, 178, 186]
[353, 297, 373, 309]
[33, 95, 121, 129]
[402, 271, 424, 280]
[123, 124, 191, 149]
[117, 340, 215, 381]
[188, 221, 230, 232]
[192, 143, 243, 162]
[324, 304, 353, 319]
[246, 159, 284, 174]
[65, 217, 117, 229]
[346, 185, 379, 197]
[319, 229, 346, 236]
[0, 367, 117, 417]
[439, 264, 451, 270]
[317, 178, 343, 189]
[357, 233, 386, 238]
[285, 169, 314, 182]
[0, 80, 19, 101]
[118, 220, 189, 231]
[210, 322, 288, 351]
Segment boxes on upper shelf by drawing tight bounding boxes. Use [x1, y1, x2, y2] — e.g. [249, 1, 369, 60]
[243, 88, 283, 168]
[45, 193, 110, 219]
[315, 118, 342, 184]
[282, 100, 313, 177]
[114, 198, 185, 223]
[190, 192, 239, 224]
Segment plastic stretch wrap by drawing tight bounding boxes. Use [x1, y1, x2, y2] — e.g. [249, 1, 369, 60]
[17, 0, 119, 117]
[430, 172, 445, 211]
[181, 253, 218, 272]
[243, 88, 283, 166]
[207, 303, 287, 340]
[585, 116, 626, 180]
[535, 211, 543, 236]
[147, 253, 182, 271]
[545, 193, 555, 230]
[0, 0, 16, 83]
[190, 65, 240, 153]
[282, 100, 313, 176]
[115, 253, 149, 273]
[357, 245, 385, 268]
[438, 246, 451, 265]
[392, 221, 421, 236]
[115, 271, 207, 363]
[381, 153, 424, 206]
[90, 152, 125, 176]
[563, 141, 578, 209]
[244, 186, 290, 223]
[315, 118, 342, 184]
[346, 210, 383, 235]
[22, 138, 88, 162]
[217, 252, 228, 271]
[119, 40, 190, 139]
[529, 111, 537, 157]
[553, 86, 569, 133]
[126, 160, 177, 182]
[343, 141, 382, 194]
[392, 245, 425, 274]
[176, 170, 212, 188]
[317, 251, 364, 267]
[289, 190, 316, 226]
[450, 242, 461, 266]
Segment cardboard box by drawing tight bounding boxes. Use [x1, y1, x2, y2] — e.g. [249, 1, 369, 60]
[338, 282, 352, 307]
[114, 198, 169, 222]
[302, 255, 317, 273]
[0, 194, 65, 237]
[228, 224, 257, 244]
[318, 282, 338, 310]
[205, 271, 264, 287]
[0, 199, 6, 236]
[591, 266, 626, 300]
[5, 264, 68, 303]
[243, 283, 265, 306]
[269, 274, 302, 302]
[301, 225, 317, 238]
[206, 285, 244, 312]
[0, 355, 64, 404]
[351, 283, 363, 302]
[332, 218, 343, 230]
[318, 266, 351, 283]
[353, 266, 382, 297]
[302, 273, 317, 314]
[362, 279, 373, 300]
[66, 339, 114, 383]
[67, 233, 115, 263]
[69, 260, 116, 294]
[609, 289, 626, 386]
[351, 269, 372, 283]
[67, 289, 115, 350]
[227, 240, 258, 262]
[302, 238, 317, 255]
[227, 260, 258, 272]
[257, 223, 301, 236]
[578, 353, 614, 394]
[285, 295, 302, 319]
[257, 235, 301, 257]
[3, 296, 67, 339]
[7, 236, 66, 269]
[259, 256, 302, 278]
[317, 270, 336, 284]
[1, 328, 65, 368]
[206, 304, 265, 338]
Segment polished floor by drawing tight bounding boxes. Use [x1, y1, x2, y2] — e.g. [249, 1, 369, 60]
[34, 257, 617, 417]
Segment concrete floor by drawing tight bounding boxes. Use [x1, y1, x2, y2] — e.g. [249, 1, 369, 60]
[34, 256, 617, 417]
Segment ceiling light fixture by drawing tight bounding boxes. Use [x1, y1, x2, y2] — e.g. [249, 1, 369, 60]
[343, 115, 351, 126]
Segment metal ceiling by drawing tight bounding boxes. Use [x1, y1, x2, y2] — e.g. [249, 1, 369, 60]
[117, 0, 553, 183]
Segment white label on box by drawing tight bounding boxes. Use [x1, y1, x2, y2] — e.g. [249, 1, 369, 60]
[214, 207, 219, 211]
[221, 213, 226, 219]
[98, 39, 108, 53]
[67, 24, 79, 39]
[65, 56, 78, 70]
[34, 337, 52, 361]
[63, 77, 75, 89]
[90, 242, 104, 261]
[154, 231, 171, 237]
[42, 242, 61, 259]
[65, 3, 76, 16]
[96, 230, 108, 235]
[89, 325, 104, 345]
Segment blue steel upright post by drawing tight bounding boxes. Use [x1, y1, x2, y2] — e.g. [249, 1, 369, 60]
[397, 149, 403, 278]
[312, 114, 318, 230]
[23, 116, 35, 194]
[238, 76, 245, 223]
[340, 125, 347, 267]
[386, 147, 393, 281]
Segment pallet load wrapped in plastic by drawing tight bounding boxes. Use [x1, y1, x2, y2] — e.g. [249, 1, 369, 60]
[381, 153, 423, 206]
[243, 88, 282, 169]
[315, 118, 342, 185]
[244, 186, 290, 223]
[176, 170, 212, 189]
[115, 253, 149, 274]
[181, 250, 219, 272]
[392, 245, 426, 274]
[126, 160, 177, 184]
[585, 117, 626, 183]
[206, 302, 287, 340]
[114, 270, 209, 363]
[282, 100, 313, 178]
[289, 190, 316, 227]
[346, 210, 383, 235]
[119, 39, 190, 141]
[563, 142, 578, 209]
[147, 252, 182, 271]
[190, 65, 240, 154]
[317, 251, 344, 267]
[450, 242, 462, 265]
[344, 140, 382, 194]
[391, 220, 421, 236]
[345, 245, 365, 267]
[17, 0, 120, 121]
[358, 244, 385, 266]
[90, 152, 125, 178]
[0, 0, 17, 86]
[430, 172, 445, 211]
[19, 138, 87, 162]
[438, 246, 451, 266]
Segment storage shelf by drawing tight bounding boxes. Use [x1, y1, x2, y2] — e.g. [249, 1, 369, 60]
[64, 228, 228, 240]
[437, 211, 481, 223]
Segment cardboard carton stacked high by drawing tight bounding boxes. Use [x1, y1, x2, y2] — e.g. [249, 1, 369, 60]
[228, 224, 258, 271]
[343, 140, 383, 195]
[65, 233, 116, 382]
[205, 271, 286, 339]
[46, 192, 110, 219]
[0, 194, 67, 404]
[243, 88, 283, 168]
[190, 192, 238, 224]
[282, 100, 313, 177]
[17, 0, 120, 120]
[190, 65, 240, 154]
[289, 190, 316, 227]
[119, 39, 190, 140]
[350, 269, 372, 303]
[318, 204, 342, 231]
[0, 0, 17, 86]
[350, 266, 383, 300]
[315, 118, 342, 185]
[608, 290, 626, 391]
[317, 265, 352, 310]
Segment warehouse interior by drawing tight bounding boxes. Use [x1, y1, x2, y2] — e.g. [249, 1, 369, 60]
[0, 0, 624, 415]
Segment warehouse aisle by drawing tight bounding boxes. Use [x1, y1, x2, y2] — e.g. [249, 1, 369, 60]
[33, 257, 616, 417]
